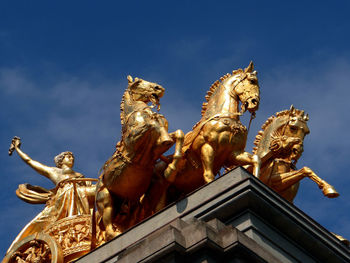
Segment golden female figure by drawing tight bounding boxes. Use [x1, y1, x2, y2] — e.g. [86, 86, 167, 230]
[4, 137, 96, 263]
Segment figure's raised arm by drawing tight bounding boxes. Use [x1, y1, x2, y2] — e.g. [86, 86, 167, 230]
[9, 137, 57, 183]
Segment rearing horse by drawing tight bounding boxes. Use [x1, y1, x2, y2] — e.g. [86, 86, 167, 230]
[252, 106, 339, 202]
[95, 76, 183, 241]
[158, 62, 261, 199]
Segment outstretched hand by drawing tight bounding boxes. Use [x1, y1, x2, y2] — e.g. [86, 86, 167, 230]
[9, 136, 21, 156]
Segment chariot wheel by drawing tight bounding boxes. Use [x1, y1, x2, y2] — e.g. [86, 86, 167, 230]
[2, 232, 63, 263]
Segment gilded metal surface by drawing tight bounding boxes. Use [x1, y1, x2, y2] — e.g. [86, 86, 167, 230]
[4, 137, 97, 263]
[155, 62, 261, 202]
[252, 106, 339, 202]
[333, 233, 350, 246]
[95, 76, 184, 242]
[4, 66, 344, 260]
[2, 233, 63, 263]
[45, 215, 92, 261]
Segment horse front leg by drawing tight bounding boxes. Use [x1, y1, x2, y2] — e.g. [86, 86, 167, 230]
[270, 167, 339, 199]
[201, 143, 215, 183]
[269, 168, 307, 192]
[163, 129, 184, 182]
[303, 167, 339, 198]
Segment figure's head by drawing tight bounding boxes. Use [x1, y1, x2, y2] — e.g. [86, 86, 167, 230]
[54, 151, 74, 168]
[230, 62, 260, 113]
[127, 75, 165, 111]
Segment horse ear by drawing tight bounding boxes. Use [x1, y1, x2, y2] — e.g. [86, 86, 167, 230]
[289, 105, 295, 114]
[244, 61, 254, 73]
[129, 77, 142, 89]
[127, 75, 133, 83]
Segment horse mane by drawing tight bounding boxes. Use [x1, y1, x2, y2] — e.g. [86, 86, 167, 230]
[120, 88, 128, 126]
[201, 70, 243, 116]
[252, 109, 291, 154]
[200, 78, 224, 116]
[120, 75, 140, 126]
[200, 63, 254, 118]
[191, 70, 243, 130]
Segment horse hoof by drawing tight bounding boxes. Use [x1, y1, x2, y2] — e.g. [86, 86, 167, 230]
[323, 185, 340, 198]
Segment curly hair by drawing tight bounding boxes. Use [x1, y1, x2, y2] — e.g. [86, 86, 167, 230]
[54, 151, 74, 168]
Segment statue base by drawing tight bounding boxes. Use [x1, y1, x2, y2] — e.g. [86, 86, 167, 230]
[77, 167, 350, 263]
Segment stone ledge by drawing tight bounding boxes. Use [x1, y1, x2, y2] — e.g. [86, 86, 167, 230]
[77, 168, 350, 263]
[113, 218, 283, 263]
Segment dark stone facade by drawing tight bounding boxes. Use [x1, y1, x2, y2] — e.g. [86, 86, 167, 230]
[77, 168, 350, 263]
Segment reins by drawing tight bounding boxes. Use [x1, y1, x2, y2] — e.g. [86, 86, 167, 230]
[247, 112, 256, 134]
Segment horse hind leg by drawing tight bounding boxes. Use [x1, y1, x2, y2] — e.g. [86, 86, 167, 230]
[95, 182, 117, 241]
[252, 154, 261, 177]
[233, 151, 261, 177]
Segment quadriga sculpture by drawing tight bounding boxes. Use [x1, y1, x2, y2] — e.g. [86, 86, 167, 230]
[252, 106, 339, 202]
[156, 62, 261, 202]
[95, 76, 184, 241]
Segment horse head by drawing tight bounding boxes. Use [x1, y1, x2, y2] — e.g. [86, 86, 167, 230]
[120, 75, 166, 128]
[125, 76, 174, 154]
[284, 105, 310, 140]
[253, 106, 310, 160]
[127, 75, 165, 111]
[230, 61, 260, 114]
[199, 62, 260, 120]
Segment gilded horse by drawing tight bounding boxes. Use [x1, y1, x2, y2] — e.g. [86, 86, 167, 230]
[157, 62, 261, 200]
[252, 106, 339, 202]
[95, 76, 183, 241]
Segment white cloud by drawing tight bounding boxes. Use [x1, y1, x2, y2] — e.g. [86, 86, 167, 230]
[0, 68, 36, 95]
[253, 57, 350, 238]
[259, 57, 350, 173]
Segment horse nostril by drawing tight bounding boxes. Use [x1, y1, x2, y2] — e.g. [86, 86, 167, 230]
[251, 99, 258, 105]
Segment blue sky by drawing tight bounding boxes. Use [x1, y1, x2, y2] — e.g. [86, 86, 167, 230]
[1, 0, 350, 256]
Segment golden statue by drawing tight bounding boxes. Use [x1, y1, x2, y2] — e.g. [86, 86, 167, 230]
[4, 137, 97, 263]
[3, 65, 344, 261]
[153, 62, 261, 205]
[95, 76, 184, 242]
[251, 106, 339, 202]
